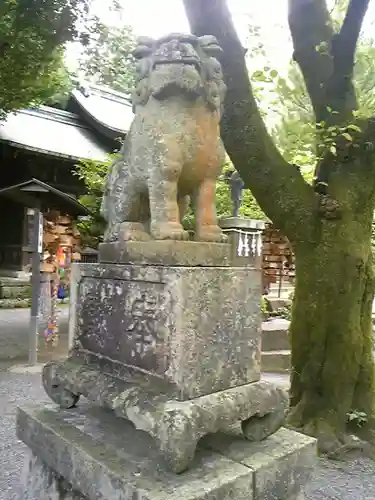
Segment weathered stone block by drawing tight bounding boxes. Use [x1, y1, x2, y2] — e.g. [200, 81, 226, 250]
[19, 454, 85, 500]
[203, 428, 317, 500]
[70, 262, 262, 400]
[17, 404, 317, 500]
[42, 361, 287, 473]
[99, 240, 232, 267]
[17, 405, 255, 500]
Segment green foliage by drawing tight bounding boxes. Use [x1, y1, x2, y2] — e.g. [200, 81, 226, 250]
[260, 296, 269, 320]
[182, 161, 267, 230]
[245, 2, 375, 180]
[269, 305, 292, 321]
[241, 188, 268, 220]
[353, 40, 375, 118]
[74, 154, 116, 248]
[346, 409, 368, 428]
[270, 66, 317, 178]
[0, 0, 88, 116]
[268, 41, 375, 179]
[371, 220, 375, 258]
[217, 161, 267, 220]
[78, 2, 136, 93]
[43, 58, 75, 108]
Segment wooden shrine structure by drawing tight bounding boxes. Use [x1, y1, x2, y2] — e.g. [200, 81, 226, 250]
[0, 85, 133, 276]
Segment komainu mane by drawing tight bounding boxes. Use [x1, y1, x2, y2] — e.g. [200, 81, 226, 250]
[101, 33, 228, 242]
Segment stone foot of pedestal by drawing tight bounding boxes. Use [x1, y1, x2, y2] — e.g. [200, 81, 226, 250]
[17, 404, 317, 500]
[42, 359, 288, 473]
[19, 454, 84, 500]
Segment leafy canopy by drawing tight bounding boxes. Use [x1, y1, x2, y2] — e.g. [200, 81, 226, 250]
[248, 1, 375, 180]
[0, 0, 89, 116]
[77, 1, 136, 93]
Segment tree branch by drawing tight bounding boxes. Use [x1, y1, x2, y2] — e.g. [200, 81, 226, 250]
[319, 0, 370, 122]
[289, 0, 369, 192]
[290, 0, 370, 124]
[333, 0, 370, 76]
[183, 0, 316, 242]
[288, 0, 335, 123]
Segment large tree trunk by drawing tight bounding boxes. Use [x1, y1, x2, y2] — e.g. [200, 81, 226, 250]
[288, 184, 375, 450]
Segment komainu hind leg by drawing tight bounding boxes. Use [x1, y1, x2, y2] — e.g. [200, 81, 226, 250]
[195, 178, 227, 243]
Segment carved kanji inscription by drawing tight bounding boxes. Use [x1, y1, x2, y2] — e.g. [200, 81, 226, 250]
[77, 278, 171, 374]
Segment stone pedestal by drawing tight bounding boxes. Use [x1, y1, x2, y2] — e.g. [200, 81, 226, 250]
[17, 238, 316, 495]
[42, 242, 291, 473]
[17, 404, 317, 500]
[69, 253, 262, 399]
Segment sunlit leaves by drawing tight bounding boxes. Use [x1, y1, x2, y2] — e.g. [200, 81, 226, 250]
[246, 0, 375, 183]
[342, 132, 353, 141]
[268, 36, 375, 179]
[73, 153, 117, 247]
[347, 123, 362, 133]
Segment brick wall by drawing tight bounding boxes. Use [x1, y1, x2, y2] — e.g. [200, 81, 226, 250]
[262, 224, 295, 292]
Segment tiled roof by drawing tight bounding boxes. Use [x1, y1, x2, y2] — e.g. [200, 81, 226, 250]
[71, 84, 133, 141]
[0, 106, 108, 162]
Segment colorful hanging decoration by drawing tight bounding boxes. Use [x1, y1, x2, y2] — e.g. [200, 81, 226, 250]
[43, 247, 69, 346]
[43, 274, 59, 346]
[41, 212, 80, 348]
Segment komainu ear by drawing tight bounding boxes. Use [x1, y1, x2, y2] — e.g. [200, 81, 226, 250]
[133, 36, 155, 60]
[198, 35, 223, 58]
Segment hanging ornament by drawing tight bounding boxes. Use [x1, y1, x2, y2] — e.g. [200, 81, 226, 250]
[43, 257, 60, 347]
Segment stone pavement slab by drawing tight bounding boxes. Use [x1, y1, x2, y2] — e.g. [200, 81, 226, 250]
[17, 404, 316, 499]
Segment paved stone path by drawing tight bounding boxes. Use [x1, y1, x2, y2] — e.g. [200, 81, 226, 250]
[0, 365, 373, 499]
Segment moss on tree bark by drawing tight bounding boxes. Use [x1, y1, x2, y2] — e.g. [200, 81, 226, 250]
[289, 215, 375, 450]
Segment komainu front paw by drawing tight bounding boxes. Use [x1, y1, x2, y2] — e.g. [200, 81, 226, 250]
[196, 225, 228, 243]
[151, 222, 189, 241]
[120, 222, 151, 241]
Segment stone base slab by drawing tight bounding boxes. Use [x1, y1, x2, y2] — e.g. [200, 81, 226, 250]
[98, 240, 232, 266]
[42, 360, 288, 473]
[17, 404, 316, 500]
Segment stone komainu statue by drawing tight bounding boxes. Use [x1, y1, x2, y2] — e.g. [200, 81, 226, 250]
[101, 33, 228, 242]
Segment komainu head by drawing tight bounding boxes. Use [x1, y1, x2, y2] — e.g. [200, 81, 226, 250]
[132, 33, 227, 114]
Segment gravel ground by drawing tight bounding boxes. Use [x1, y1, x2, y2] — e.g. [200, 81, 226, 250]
[306, 456, 375, 499]
[1, 364, 375, 499]
[0, 364, 49, 500]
